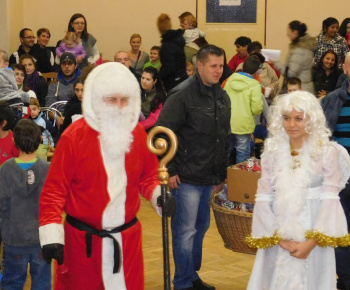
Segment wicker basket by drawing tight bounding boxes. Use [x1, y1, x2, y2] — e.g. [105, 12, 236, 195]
[210, 194, 257, 255]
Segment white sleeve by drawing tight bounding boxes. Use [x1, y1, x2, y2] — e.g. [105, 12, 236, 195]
[88, 43, 100, 64]
[313, 145, 350, 238]
[50, 51, 55, 66]
[251, 152, 276, 238]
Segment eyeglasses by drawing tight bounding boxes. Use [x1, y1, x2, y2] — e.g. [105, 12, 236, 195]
[22, 36, 36, 39]
[73, 22, 85, 26]
[259, 64, 263, 69]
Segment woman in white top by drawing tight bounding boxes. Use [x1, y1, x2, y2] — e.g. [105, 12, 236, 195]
[246, 91, 350, 290]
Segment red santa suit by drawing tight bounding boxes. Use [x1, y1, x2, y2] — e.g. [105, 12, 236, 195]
[39, 63, 161, 290]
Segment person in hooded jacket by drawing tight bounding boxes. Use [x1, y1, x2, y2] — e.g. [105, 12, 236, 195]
[224, 55, 263, 164]
[0, 119, 51, 289]
[274, 21, 317, 94]
[45, 53, 81, 127]
[60, 76, 84, 134]
[157, 13, 188, 92]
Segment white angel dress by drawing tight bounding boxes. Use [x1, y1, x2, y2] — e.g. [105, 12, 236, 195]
[246, 141, 350, 290]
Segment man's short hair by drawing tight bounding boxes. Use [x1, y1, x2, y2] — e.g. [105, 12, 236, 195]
[150, 46, 161, 52]
[287, 77, 302, 88]
[114, 51, 129, 62]
[37, 28, 51, 38]
[13, 119, 41, 153]
[234, 36, 251, 47]
[0, 101, 14, 131]
[0, 49, 9, 62]
[250, 52, 265, 63]
[242, 55, 261, 74]
[247, 41, 263, 54]
[196, 44, 224, 63]
[19, 28, 32, 38]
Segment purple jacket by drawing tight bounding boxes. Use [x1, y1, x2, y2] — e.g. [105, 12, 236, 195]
[56, 43, 86, 60]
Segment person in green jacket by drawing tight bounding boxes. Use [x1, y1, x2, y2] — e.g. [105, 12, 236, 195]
[224, 55, 263, 164]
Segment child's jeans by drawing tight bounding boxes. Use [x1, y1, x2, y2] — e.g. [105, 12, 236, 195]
[2, 244, 51, 290]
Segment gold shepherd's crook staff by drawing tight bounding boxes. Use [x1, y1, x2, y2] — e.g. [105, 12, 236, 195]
[147, 126, 178, 290]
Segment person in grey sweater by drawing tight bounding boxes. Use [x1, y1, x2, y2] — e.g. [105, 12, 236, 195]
[0, 119, 51, 289]
[0, 49, 29, 105]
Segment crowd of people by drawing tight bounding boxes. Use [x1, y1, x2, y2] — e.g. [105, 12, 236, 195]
[0, 9, 350, 290]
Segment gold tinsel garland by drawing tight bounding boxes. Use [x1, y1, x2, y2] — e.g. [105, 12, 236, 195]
[305, 231, 350, 248]
[245, 232, 281, 249]
[245, 231, 350, 249]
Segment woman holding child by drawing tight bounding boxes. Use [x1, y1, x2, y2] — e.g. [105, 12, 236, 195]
[67, 13, 100, 68]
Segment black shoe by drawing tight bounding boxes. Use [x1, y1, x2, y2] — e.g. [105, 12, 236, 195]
[175, 287, 194, 290]
[192, 279, 215, 290]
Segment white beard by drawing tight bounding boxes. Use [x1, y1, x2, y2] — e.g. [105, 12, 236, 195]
[95, 103, 134, 159]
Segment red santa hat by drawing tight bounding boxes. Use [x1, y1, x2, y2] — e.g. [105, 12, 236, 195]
[82, 62, 141, 132]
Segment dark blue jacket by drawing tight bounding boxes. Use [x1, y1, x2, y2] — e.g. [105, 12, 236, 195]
[321, 79, 349, 132]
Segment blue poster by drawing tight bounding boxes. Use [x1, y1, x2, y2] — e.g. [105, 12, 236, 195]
[206, 0, 257, 23]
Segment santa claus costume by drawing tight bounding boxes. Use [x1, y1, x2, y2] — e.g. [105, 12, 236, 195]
[39, 63, 161, 290]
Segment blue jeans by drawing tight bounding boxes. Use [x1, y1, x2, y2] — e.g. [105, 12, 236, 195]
[230, 133, 251, 164]
[171, 183, 213, 289]
[2, 244, 51, 290]
[336, 185, 350, 289]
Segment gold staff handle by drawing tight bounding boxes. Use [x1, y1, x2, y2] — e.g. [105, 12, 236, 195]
[147, 126, 178, 290]
[147, 126, 178, 185]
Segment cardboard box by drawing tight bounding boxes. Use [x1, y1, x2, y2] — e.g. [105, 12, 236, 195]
[227, 162, 261, 203]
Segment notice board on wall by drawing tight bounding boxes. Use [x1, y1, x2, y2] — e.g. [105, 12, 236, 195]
[206, 0, 257, 23]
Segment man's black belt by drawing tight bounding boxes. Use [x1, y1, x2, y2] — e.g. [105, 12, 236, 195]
[66, 214, 138, 273]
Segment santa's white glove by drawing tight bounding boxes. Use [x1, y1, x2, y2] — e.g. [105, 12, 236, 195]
[151, 186, 177, 217]
[151, 186, 162, 216]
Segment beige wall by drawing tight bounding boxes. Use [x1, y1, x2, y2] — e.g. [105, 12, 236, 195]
[265, 0, 350, 61]
[2, 0, 196, 62]
[1, 0, 350, 65]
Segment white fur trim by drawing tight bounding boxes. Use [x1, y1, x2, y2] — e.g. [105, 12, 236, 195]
[102, 233, 126, 289]
[255, 193, 274, 201]
[39, 223, 65, 246]
[319, 192, 340, 200]
[272, 141, 312, 242]
[100, 146, 127, 229]
[82, 62, 141, 132]
[329, 141, 350, 189]
[151, 186, 162, 216]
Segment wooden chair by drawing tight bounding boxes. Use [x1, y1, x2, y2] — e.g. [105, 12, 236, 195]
[41, 72, 58, 84]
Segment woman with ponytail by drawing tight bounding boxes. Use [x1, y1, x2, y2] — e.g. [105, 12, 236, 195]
[314, 17, 349, 68]
[274, 21, 316, 94]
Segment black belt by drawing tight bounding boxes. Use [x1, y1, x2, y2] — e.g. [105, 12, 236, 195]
[66, 214, 137, 273]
